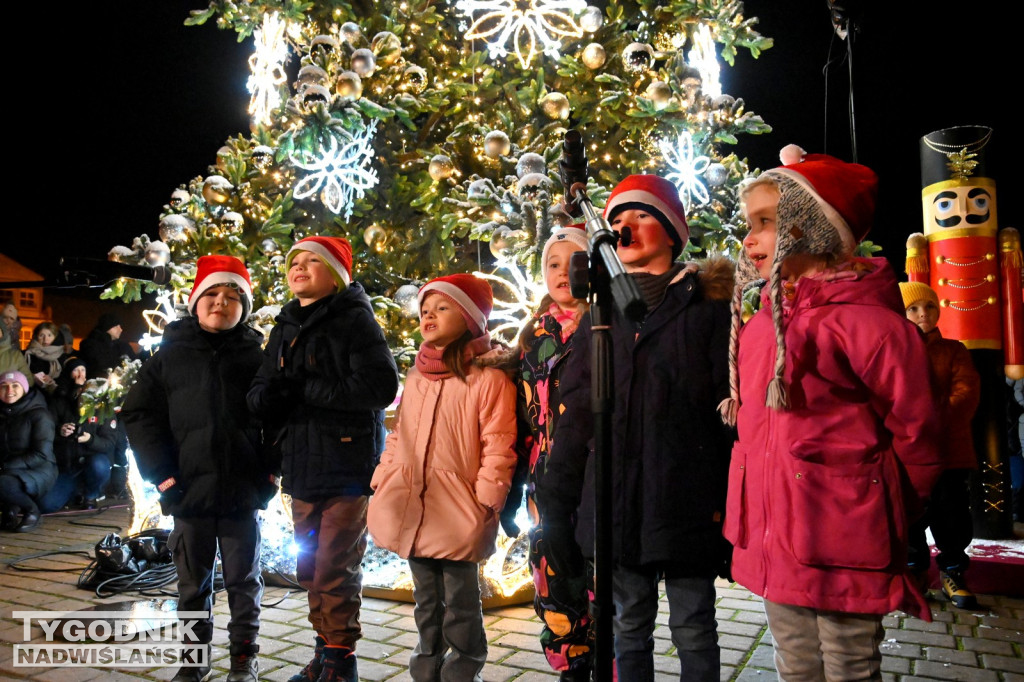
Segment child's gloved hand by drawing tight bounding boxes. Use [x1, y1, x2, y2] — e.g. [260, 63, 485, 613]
[157, 476, 186, 515]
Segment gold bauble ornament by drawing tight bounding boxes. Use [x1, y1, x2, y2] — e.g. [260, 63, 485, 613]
[539, 91, 570, 120]
[483, 131, 511, 158]
[579, 6, 603, 32]
[335, 71, 363, 101]
[581, 42, 606, 69]
[363, 224, 387, 248]
[401, 64, 427, 94]
[202, 175, 234, 205]
[622, 42, 655, 73]
[350, 48, 376, 77]
[340, 22, 361, 44]
[428, 154, 454, 181]
[371, 31, 403, 67]
[645, 80, 673, 110]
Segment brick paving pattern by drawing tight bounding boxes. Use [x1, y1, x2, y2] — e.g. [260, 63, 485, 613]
[0, 505, 1021, 680]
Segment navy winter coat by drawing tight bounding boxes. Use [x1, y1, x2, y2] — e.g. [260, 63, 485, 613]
[0, 388, 57, 498]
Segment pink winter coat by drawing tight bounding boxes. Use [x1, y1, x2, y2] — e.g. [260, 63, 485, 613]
[367, 362, 517, 563]
[725, 259, 943, 620]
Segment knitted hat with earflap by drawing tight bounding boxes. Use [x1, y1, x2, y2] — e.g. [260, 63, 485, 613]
[286, 236, 353, 289]
[188, 255, 254, 321]
[719, 145, 878, 425]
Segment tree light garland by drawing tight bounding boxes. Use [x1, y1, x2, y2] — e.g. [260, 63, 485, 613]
[291, 120, 380, 219]
[247, 12, 291, 126]
[688, 23, 722, 98]
[455, 0, 589, 69]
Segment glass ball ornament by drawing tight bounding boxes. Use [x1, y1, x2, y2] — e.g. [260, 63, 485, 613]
[539, 91, 570, 120]
[310, 34, 338, 57]
[107, 246, 135, 264]
[159, 214, 195, 243]
[712, 94, 735, 110]
[489, 226, 514, 260]
[371, 31, 403, 66]
[483, 131, 511, 158]
[467, 178, 492, 203]
[350, 48, 376, 77]
[340, 22, 362, 44]
[401, 64, 427, 94]
[517, 172, 551, 200]
[579, 6, 603, 32]
[260, 238, 281, 255]
[428, 154, 455, 181]
[363, 224, 387, 248]
[581, 42, 606, 69]
[334, 71, 363, 101]
[269, 254, 285, 267]
[296, 64, 329, 92]
[221, 211, 245, 232]
[301, 84, 332, 110]
[169, 188, 191, 208]
[705, 162, 729, 188]
[516, 152, 546, 178]
[622, 42, 655, 73]
[645, 80, 673, 110]
[394, 283, 421, 318]
[250, 145, 274, 171]
[144, 241, 171, 267]
[202, 175, 234, 205]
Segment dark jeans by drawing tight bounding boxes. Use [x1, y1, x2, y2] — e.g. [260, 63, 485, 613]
[908, 468, 973, 572]
[39, 454, 112, 513]
[612, 563, 719, 682]
[170, 511, 263, 645]
[0, 474, 39, 514]
[408, 557, 486, 682]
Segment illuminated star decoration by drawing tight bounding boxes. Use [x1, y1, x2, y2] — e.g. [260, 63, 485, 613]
[688, 23, 722, 98]
[247, 12, 291, 126]
[661, 130, 710, 211]
[137, 289, 186, 353]
[291, 120, 380, 219]
[456, 0, 589, 69]
[474, 263, 544, 343]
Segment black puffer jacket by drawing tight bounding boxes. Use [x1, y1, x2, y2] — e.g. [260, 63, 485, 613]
[122, 317, 271, 516]
[0, 388, 58, 497]
[48, 379, 120, 472]
[79, 327, 136, 379]
[248, 284, 400, 501]
[537, 259, 736, 576]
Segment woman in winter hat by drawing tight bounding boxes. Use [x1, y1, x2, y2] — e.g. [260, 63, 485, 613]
[723, 147, 944, 679]
[368, 273, 517, 682]
[0, 370, 57, 532]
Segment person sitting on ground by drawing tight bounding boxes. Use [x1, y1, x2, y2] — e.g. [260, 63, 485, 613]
[0, 370, 57, 532]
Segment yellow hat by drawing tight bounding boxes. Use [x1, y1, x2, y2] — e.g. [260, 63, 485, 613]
[898, 281, 939, 310]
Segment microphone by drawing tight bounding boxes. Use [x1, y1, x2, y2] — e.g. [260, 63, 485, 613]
[619, 226, 632, 247]
[58, 257, 172, 287]
[559, 129, 589, 217]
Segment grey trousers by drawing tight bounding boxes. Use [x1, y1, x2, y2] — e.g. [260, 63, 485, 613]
[170, 511, 264, 645]
[407, 557, 486, 682]
[763, 599, 885, 681]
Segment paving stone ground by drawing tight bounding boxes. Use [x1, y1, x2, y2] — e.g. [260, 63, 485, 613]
[1, 504, 1021, 681]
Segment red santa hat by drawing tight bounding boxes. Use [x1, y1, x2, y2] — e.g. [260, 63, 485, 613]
[188, 255, 253, 320]
[541, 224, 589, 267]
[603, 174, 690, 258]
[417, 273, 494, 337]
[286, 236, 353, 288]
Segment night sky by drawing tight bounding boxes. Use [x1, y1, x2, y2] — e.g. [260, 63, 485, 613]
[11, 0, 1020, 282]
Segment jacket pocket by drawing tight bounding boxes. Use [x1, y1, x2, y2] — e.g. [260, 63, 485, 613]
[787, 457, 892, 569]
[723, 442, 748, 549]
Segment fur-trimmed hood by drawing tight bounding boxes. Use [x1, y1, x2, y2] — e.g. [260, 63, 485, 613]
[667, 256, 736, 302]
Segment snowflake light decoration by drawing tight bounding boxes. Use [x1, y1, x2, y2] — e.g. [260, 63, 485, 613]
[475, 264, 544, 343]
[291, 120, 380, 219]
[247, 12, 291, 126]
[455, 0, 589, 69]
[688, 23, 722, 98]
[661, 130, 711, 211]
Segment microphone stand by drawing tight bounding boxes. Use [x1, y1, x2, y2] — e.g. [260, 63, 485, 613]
[568, 183, 646, 682]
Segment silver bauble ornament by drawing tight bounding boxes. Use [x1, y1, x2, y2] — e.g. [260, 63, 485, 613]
[516, 152, 546, 178]
[428, 154, 454, 181]
[394, 284, 420, 318]
[202, 175, 234, 205]
[251, 145, 274, 171]
[169, 188, 191, 208]
[296, 64, 329, 92]
[622, 42, 654, 73]
[371, 31, 402, 66]
[467, 179, 492, 203]
[363, 224, 387, 248]
[221, 211, 244, 232]
[581, 42, 606, 69]
[310, 34, 338, 57]
[144, 241, 171, 267]
[350, 48, 376, 77]
[340, 22, 362, 44]
[269, 254, 285, 267]
[578, 6, 603, 32]
[334, 71, 363, 101]
[489, 227, 513, 260]
[159, 214, 195, 243]
[108, 246, 134, 263]
[705, 163, 729, 188]
[645, 80, 672, 110]
[401, 64, 427, 94]
[517, 172, 551, 200]
[301, 84, 332, 110]
[260, 238, 281, 255]
[539, 91, 570, 120]
[483, 131, 511, 158]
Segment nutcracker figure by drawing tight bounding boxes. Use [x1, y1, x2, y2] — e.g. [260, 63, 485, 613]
[907, 124, 1024, 538]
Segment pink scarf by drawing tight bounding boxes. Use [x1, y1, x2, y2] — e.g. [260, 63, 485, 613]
[414, 333, 494, 381]
[549, 303, 580, 342]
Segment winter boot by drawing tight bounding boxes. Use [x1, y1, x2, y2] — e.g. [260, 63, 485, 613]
[226, 641, 260, 682]
[940, 568, 978, 609]
[288, 635, 326, 682]
[317, 645, 358, 682]
[560, 664, 593, 681]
